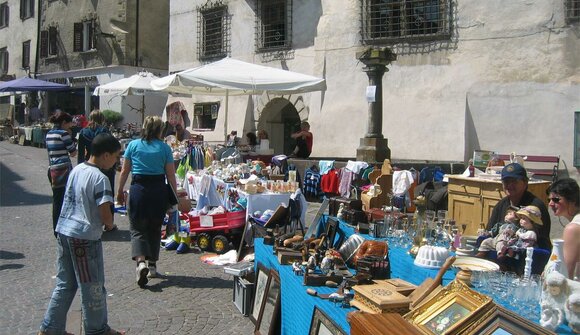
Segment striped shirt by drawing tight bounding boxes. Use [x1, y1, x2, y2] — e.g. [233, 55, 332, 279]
[46, 128, 76, 166]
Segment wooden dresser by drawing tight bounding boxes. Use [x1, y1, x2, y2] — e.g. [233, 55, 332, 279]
[446, 175, 550, 236]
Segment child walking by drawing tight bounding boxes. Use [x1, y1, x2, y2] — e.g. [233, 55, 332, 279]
[38, 133, 125, 335]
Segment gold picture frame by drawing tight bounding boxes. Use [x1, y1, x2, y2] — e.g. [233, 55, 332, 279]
[404, 280, 492, 335]
[457, 304, 556, 335]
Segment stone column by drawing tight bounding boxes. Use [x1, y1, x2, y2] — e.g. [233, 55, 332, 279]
[355, 47, 397, 164]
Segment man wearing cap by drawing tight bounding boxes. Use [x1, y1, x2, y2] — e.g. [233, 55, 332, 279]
[487, 163, 552, 251]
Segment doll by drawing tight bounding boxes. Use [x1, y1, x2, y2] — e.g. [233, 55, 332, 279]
[541, 271, 568, 330]
[478, 207, 518, 257]
[501, 205, 542, 260]
[336, 203, 345, 220]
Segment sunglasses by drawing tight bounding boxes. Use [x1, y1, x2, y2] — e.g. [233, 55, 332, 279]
[548, 197, 561, 203]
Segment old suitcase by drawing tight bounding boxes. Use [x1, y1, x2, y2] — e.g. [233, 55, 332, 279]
[329, 197, 363, 217]
[343, 209, 368, 225]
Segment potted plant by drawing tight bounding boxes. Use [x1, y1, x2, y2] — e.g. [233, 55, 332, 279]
[101, 110, 123, 127]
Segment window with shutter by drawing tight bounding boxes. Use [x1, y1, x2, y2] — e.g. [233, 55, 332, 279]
[20, 0, 33, 19]
[0, 48, 8, 74]
[40, 30, 48, 58]
[0, 2, 9, 28]
[49, 27, 57, 55]
[73, 22, 83, 52]
[22, 40, 30, 68]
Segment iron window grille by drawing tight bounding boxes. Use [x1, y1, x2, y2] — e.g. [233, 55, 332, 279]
[73, 19, 96, 52]
[255, 0, 292, 52]
[40, 27, 58, 58]
[0, 2, 8, 28]
[197, 2, 230, 61]
[22, 40, 30, 68]
[566, 0, 580, 23]
[19, 0, 33, 20]
[193, 103, 219, 130]
[361, 0, 451, 44]
[0, 48, 8, 75]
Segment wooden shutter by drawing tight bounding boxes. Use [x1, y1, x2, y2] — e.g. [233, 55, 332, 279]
[88, 20, 96, 50]
[49, 27, 57, 55]
[29, 0, 33, 17]
[73, 22, 83, 52]
[22, 41, 30, 68]
[40, 30, 48, 58]
[20, 0, 24, 19]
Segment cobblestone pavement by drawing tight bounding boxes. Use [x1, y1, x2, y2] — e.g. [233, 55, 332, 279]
[0, 141, 272, 335]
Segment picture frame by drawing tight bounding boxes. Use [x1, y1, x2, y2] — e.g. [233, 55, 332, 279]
[250, 263, 270, 325]
[405, 280, 492, 335]
[457, 304, 555, 335]
[309, 306, 347, 335]
[324, 217, 339, 249]
[255, 269, 281, 335]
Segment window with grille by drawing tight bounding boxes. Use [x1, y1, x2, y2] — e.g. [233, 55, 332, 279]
[361, 0, 450, 44]
[22, 40, 30, 68]
[197, 3, 230, 60]
[0, 48, 8, 74]
[566, 0, 580, 23]
[192, 103, 219, 130]
[256, 0, 292, 52]
[20, 0, 33, 19]
[0, 2, 9, 28]
[73, 20, 96, 52]
[40, 27, 58, 58]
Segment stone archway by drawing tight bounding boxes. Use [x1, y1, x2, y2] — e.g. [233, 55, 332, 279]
[255, 93, 309, 155]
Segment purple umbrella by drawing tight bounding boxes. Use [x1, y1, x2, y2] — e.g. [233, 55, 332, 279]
[0, 77, 69, 92]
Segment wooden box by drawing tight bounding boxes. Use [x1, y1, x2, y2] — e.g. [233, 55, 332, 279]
[351, 282, 411, 314]
[277, 250, 303, 265]
[374, 279, 417, 296]
[349, 312, 422, 335]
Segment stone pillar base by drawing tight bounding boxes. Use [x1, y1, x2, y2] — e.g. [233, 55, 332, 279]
[356, 137, 391, 164]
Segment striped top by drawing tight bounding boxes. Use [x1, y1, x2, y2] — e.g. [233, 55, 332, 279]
[46, 128, 76, 166]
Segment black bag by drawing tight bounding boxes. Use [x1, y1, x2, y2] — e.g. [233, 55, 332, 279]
[415, 181, 448, 211]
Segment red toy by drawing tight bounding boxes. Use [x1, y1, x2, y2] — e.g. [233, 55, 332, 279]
[187, 210, 246, 254]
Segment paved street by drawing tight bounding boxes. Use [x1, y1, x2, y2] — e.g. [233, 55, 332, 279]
[0, 141, 257, 335]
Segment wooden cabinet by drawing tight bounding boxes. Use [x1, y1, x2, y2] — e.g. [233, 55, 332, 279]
[447, 175, 550, 236]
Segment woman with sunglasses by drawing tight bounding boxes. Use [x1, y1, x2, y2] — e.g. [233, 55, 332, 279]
[547, 178, 580, 279]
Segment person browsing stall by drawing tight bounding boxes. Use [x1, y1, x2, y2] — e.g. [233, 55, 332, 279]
[290, 121, 313, 158]
[547, 178, 580, 279]
[116, 116, 177, 287]
[38, 133, 125, 335]
[46, 111, 77, 237]
[487, 163, 552, 251]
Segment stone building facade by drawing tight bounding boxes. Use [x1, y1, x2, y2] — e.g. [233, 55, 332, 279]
[167, 0, 580, 178]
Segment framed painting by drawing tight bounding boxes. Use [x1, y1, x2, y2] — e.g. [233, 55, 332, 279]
[458, 304, 555, 335]
[405, 279, 492, 335]
[255, 269, 281, 335]
[309, 306, 347, 335]
[324, 217, 339, 249]
[250, 263, 269, 325]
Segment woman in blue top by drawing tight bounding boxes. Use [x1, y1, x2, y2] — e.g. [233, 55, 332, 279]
[46, 111, 77, 237]
[116, 116, 177, 287]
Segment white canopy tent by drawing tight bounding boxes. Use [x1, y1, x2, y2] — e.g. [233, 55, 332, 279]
[93, 72, 167, 125]
[150, 58, 326, 138]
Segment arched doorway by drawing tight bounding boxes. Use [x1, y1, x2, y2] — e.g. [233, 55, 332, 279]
[257, 97, 301, 156]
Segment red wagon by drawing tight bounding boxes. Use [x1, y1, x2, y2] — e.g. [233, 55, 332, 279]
[187, 210, 246, 254]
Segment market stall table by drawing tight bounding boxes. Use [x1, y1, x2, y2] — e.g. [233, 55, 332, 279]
[253, 217, 574, 335]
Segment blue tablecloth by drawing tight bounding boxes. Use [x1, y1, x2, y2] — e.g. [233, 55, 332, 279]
[253, 217, 574, 335]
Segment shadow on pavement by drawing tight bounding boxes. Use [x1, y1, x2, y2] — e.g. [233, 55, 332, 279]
[144, 275, 232, 292]
[0, 250, 25, 259]
[0, 264, 25, 271]
[0, 161, 52, 207]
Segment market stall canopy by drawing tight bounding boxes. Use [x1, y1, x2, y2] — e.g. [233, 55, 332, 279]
[150, 58, 326, 95]
[0, 77, 69, 92]
[93, 72, 167, 125]
[93, 72, 163, 96]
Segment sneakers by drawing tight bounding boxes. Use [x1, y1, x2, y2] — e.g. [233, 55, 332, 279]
[147, 265, 157, 278]
[136, 262, 149, 287]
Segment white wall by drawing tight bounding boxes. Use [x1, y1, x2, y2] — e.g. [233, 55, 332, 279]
[168, 0, 580, 177]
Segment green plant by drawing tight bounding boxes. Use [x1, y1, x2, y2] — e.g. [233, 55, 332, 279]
[102, 110, 123, 126]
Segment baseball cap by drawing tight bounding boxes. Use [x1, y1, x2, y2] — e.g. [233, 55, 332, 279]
[501, 163, 528, 180]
